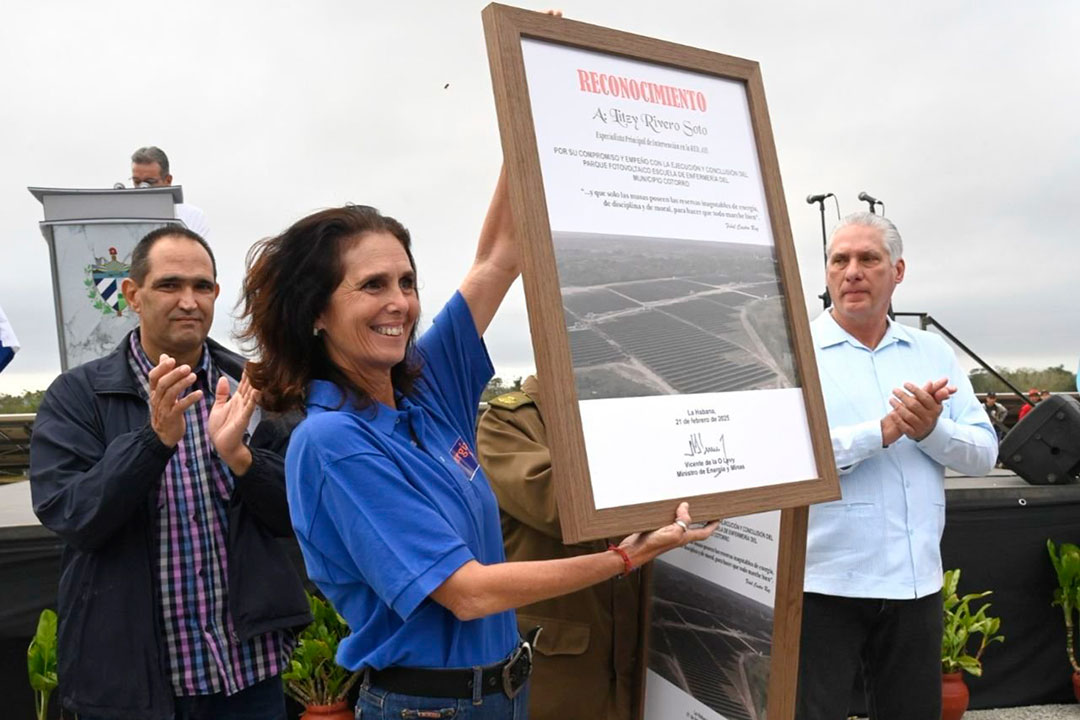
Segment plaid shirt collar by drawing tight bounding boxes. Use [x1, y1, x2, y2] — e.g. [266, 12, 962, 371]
[126, 330, 213, 398]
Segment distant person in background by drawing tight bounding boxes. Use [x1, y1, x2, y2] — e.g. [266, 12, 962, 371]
[982, 391, 1008, 440]
[131, 145, 211, 238]
[1040, 389, 1051, 402]
[1018, 388, 1040, 421]
[0, 302, 19, 373]
[477, 375, 644, 720]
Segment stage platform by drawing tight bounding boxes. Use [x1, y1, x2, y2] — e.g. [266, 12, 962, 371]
[3, 468, 1080, 715]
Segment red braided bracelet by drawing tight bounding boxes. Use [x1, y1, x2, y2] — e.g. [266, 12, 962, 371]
[608, 544, 633, 578]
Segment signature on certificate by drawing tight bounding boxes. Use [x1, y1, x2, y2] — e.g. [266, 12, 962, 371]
[684, 432, 727, 459]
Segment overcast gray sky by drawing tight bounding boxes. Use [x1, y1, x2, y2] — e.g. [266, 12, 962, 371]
[1, 0, 1076, 394]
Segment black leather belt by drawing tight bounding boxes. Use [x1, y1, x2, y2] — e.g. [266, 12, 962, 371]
[368, 628, 540, 700]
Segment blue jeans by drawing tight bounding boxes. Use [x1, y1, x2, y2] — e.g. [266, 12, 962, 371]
[355, 678, 530, 719]
[80, 674, 286, 720]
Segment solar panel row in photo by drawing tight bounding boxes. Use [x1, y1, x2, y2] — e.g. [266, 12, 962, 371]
[743, 282, 782, 297]
[562, 288, 641, 316]
[667, 627, 753, 720]
[651, 599, 761, 720]
[567, 329, 626, 366]
[610, 278, 711, 303]
[685, 273, 732, 286]
[598, 311, 776, 393]
[705, 291, 755, 307]
[660, 297, 744, 336]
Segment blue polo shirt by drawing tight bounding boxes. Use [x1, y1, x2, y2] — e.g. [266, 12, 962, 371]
[286, 291, 517, 670]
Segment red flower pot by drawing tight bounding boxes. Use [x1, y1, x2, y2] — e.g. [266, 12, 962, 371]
[302, 701, 353, 720]
[942, 672, 970, 720]
[1072, 671, 1080, 703]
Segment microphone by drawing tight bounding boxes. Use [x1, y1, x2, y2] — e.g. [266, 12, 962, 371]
[858, 191, 880, 205]
[806, 193, 834, 204]
[113, 182, 126, 190]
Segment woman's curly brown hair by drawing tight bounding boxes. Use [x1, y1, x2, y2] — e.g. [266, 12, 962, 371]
[237, 205, 422, 413]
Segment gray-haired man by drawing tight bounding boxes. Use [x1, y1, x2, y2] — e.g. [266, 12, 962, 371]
[796, 212, 997, 719]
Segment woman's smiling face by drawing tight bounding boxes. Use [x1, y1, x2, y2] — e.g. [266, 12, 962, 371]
[316, 231, 419, 390]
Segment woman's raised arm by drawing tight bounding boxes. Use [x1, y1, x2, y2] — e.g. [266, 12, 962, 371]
[458, 167, 521, 337]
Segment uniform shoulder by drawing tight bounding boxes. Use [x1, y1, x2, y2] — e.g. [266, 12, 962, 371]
[487, 390, 535, 411]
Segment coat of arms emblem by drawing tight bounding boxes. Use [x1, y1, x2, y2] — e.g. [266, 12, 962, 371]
[84, 247, 130, 317]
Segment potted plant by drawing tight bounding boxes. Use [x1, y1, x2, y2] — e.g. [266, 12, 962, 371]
[26, 609, 58, 720]
[283, 593, 362, 720]
[1046, 539, 1080, 700]
[940, 568, 1005, 720]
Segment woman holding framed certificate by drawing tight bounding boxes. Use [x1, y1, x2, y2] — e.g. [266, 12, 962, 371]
[238, 169, 716, 719]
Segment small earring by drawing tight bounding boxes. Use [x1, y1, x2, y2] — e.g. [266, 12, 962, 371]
[313, 326, 321, 337]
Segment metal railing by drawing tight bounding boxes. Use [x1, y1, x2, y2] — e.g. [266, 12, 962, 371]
[893, 313, 1029, 403]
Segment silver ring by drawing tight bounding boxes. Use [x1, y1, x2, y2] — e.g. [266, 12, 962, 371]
[675, 519, 689, 532]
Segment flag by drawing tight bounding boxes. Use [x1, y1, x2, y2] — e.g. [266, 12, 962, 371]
[0, 303, 20, 374]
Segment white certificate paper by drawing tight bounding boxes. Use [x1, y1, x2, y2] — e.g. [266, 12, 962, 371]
[520, 38, 817, 508]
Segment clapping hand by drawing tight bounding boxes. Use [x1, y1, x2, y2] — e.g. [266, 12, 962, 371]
[882, 377, 956, 445]
[148, 355, 202, 448]
[208, 373, 259, 476]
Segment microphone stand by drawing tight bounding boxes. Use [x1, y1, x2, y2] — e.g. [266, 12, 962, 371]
[810, 197, 831, 309]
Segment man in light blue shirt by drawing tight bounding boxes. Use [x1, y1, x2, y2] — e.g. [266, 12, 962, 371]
[796, 213, 996, 720]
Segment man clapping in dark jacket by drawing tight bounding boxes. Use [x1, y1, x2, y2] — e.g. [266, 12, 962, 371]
[30, 227, 310, 720]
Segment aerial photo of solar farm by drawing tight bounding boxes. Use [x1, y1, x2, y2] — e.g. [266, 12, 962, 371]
[554, 231, 800, 401]
[650, 560, 773, 720]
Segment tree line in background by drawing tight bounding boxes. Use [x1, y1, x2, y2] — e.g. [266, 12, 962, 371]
[968, 365, 1077, 394]
[0, 390, 45, 414]
[0, 367, 1073, 416]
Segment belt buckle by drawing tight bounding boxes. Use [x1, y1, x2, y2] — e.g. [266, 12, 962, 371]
[501, 629, 539, 699]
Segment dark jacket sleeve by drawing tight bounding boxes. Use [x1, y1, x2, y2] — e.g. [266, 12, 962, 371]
[231, 410, 301, 538]
[29, 371, 174, 552]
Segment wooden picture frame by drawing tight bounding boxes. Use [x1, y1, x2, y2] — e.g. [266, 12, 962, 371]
[482, 3, 838, 544]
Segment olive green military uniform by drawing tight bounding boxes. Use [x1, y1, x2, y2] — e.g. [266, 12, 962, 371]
[476, 376, 644, 720]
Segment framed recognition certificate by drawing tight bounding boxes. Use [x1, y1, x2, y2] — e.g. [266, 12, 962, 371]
[483, 4, 837, 546]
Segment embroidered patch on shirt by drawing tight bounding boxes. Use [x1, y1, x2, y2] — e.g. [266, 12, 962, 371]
[450, 438, 479, 481]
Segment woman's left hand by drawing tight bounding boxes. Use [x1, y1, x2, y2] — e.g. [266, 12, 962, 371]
[617, 502, 719, 569]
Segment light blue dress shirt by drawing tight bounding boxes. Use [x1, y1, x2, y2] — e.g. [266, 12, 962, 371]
[806, 310, 997, 599]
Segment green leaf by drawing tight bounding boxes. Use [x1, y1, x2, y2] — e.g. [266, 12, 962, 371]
[35, 610, 57, 650]
[943, 569, 960, 598]
[284, 593, 357, 704]
[941, 570, 1004, 674]
[958, 655, 982, 677]
[27, 609, 59, 716]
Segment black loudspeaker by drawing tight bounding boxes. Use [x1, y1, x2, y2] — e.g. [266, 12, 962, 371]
[1000, 395, 1080, 485]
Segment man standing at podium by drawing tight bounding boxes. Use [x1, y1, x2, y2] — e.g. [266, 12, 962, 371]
[131, 145, 211, 238]
[796, 213, 996, 720]
[30, 226, 309, 719]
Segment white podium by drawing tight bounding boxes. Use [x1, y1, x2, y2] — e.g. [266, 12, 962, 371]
[28, 186, 188, 371]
